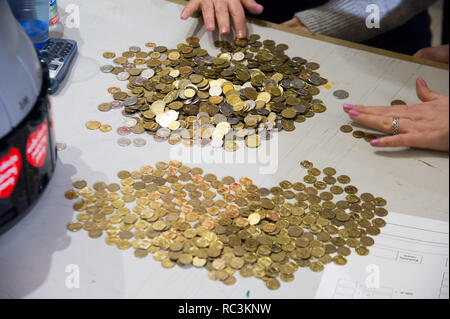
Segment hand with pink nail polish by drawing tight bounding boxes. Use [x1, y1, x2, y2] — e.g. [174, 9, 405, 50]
[180, 0, 264, 38]
[343, 78, 449, 151]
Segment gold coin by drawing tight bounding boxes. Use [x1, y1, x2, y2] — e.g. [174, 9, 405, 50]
[67, 222, 83, 232]
[266, 278, 281, 290]
[117, 170, 131, 179]
[193, 257, 207, 267]
[300, 160, 314, 169]
[65, 190, 79, 200]
[86, 121, 101, 130]
[134, 249, 148, 258]
[88, 229, 103, 239]
[245, 134, 261, 148]
[280, 273, 295, 282]
[107, 87, 121, 94]
[355, 246, 370, 256]
[168, 51, 181, 60]
[333, 255, 347, 266]
[113, 56, 127, 64]
[117, 240, 132, 250]
[352, 130, 366, 139]
[340, 125, 353, 133]
[184, 88, 196, 99]
[179, 253, 193, 265]
[100, 124, 112, 132]
[72, 180, 87, 189]
[374, 197, 387, 206]
[310, 261, 324, 272]
[168, 121, 180, 130]
[223, 141, 238, 152]
[223, 276, 237, 286]
[103, 51, 116, 59]
[337, 175, 351, 184]
[323, 167, 336, 176]
[161, 258, 175, 268]
[248, 212, 261, 225]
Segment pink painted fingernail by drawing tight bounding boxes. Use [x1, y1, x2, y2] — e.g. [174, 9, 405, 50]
[418, 77, 428, 88]
[349, 110, 360, 117]
[343, 104, 354, 111]
[370, 139, 380, 146]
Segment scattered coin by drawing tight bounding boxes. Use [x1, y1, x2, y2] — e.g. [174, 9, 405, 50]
[116, 72, 130, 81]
[117, 126, 132, 136]
[100, 124, 112, 133]
[133, 138, 147, 147]
[340, 125, 353, 133]
[333, 90, 350, 100]
[117, 137, 131, 147]
[102, 51, 116, 59]
[98, 103, 112, 112]
[86, 120, 101, 130]
[111, 101, 123, 109]
[352, 130, 366, 139]
[100, 65, 114, 73]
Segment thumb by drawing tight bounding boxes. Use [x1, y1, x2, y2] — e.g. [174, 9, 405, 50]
[242, 0, 264, 14]
[416, 77, 441, 102]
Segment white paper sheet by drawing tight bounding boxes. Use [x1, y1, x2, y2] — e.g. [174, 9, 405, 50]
[315, 212, 449, 299]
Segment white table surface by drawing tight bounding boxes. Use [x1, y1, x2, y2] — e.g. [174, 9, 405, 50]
[0, 0, 448, 299]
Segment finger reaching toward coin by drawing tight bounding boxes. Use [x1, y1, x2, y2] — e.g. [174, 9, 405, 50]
[181, 0, 264, 38]
[342, 78, 449, 151]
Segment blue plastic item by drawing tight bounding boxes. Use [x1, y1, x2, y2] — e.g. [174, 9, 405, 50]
[7, 0, 49, 49]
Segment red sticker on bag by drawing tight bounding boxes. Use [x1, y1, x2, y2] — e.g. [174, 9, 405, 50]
[26, 120, 49, 167]
[0, 148, 22, 199]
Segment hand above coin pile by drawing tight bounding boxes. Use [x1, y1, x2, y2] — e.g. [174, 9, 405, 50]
[343, 78, 449, 152]
[180, 0, 264, 38]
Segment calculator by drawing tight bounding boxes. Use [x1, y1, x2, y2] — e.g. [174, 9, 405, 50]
[41, 38, 78, 94]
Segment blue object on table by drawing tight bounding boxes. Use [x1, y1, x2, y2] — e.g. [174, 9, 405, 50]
[7, 0, 49, 50]
[41, 38, 78, 94]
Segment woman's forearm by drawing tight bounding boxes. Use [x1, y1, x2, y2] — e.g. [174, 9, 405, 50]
[295, 0, 437, 42]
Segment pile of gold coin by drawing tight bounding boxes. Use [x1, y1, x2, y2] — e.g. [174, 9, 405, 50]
[65, 160, 388, 290]
[98, 35, 328, 150]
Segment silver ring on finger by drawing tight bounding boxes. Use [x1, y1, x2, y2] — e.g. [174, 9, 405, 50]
[392, 118, 400, 135]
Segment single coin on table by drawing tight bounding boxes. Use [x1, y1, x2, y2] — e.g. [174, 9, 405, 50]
[100, 65, 114, 73]
[333, 90, 350, 100]
[86, 120, 101, 130]
[100, 124, 112, 133]
[117, 126, 132, 136]
[117, 137, 131, 147]
[133, 138, 147, 147]
[102, 51, 116, 59]
[340, 125, 353, 133]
